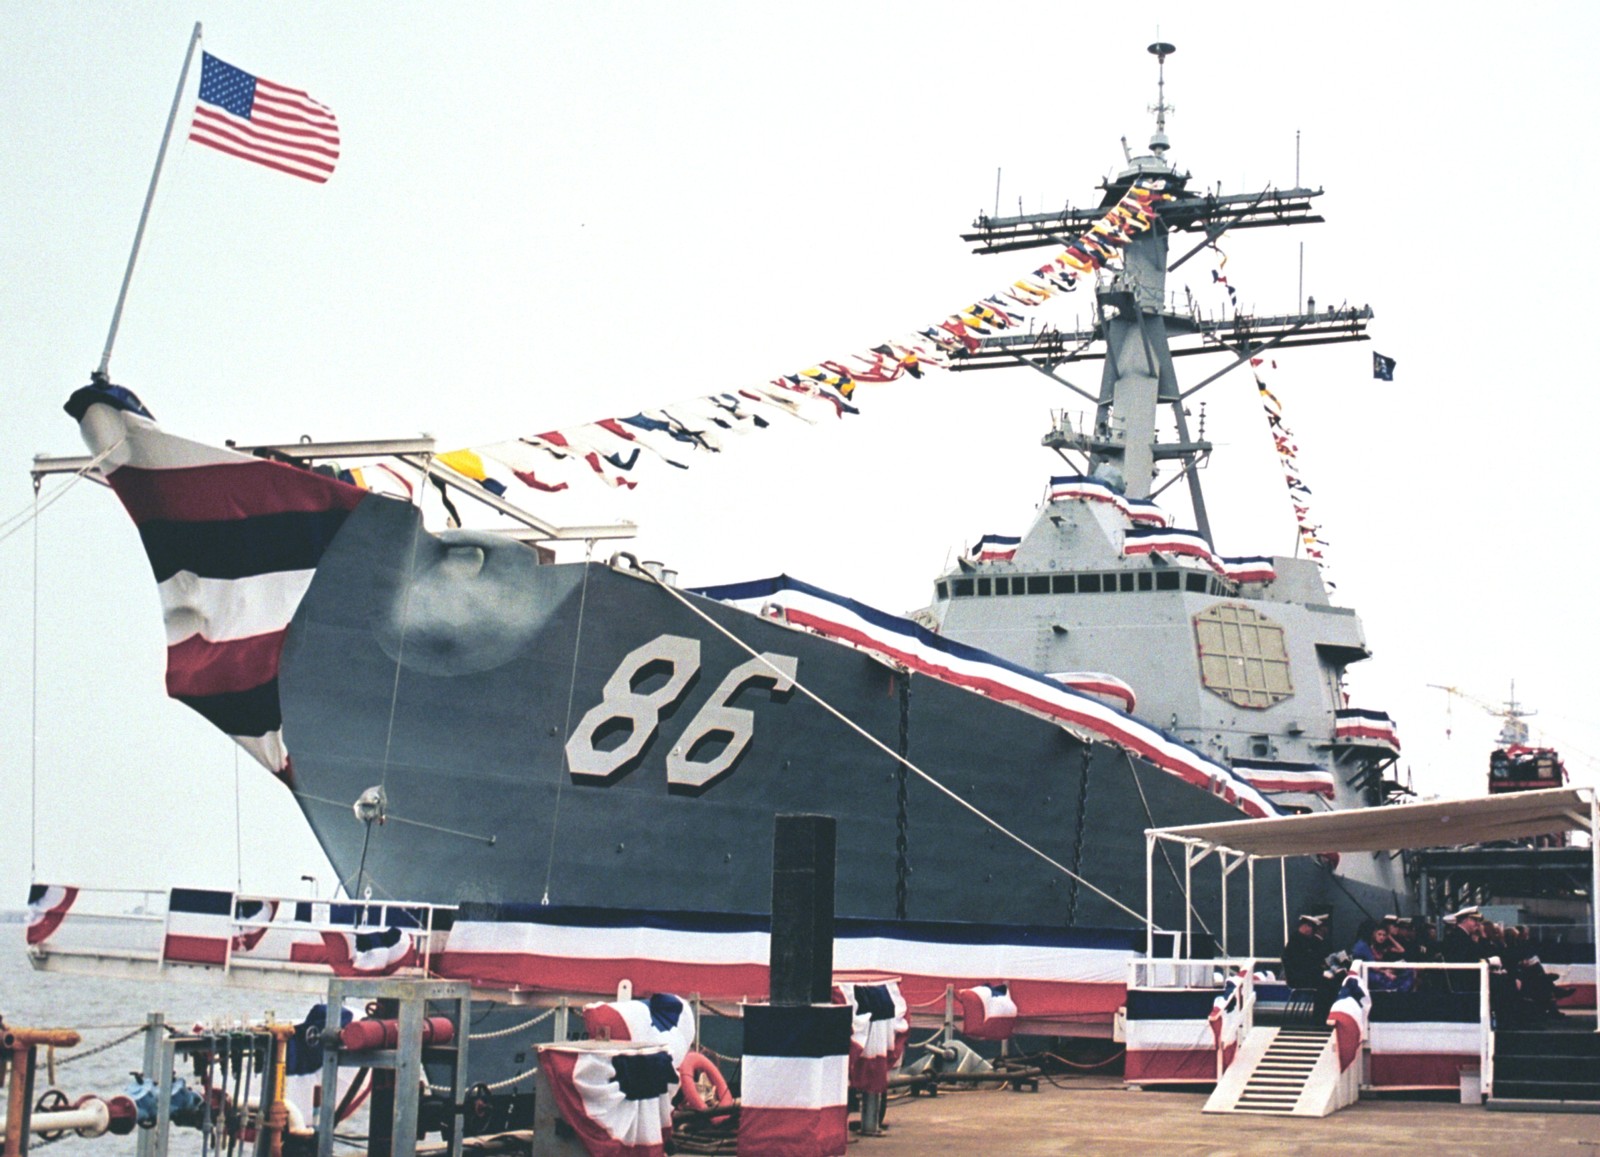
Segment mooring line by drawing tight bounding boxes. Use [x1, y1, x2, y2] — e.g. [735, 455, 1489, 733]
[632, 564, 1156, 929]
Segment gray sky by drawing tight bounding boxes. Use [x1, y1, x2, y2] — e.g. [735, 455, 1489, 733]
[4, 2, 1597, 899]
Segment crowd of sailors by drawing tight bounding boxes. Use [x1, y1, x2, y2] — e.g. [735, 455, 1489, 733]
[1280, 908, 1571, 1025]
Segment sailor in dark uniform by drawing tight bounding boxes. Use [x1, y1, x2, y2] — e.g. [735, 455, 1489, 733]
[1281, 913, 1337, 1020]
[1282, 914, 1327, 987]
[1441, 906, 1484, 982]
[1442, 906, 1519, 1018]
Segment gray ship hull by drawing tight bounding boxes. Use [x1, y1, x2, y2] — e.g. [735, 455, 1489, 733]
[283, 496, 1401, 948]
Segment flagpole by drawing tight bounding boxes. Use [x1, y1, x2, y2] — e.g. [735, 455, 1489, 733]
[96, 21, 203, 382]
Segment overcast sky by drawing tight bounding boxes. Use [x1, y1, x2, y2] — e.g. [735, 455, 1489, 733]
[4, 2, 1597, 900]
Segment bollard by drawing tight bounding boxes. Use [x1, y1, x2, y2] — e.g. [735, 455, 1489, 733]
[769, 814, 836, 1006]
[739, 815, 850, 1157]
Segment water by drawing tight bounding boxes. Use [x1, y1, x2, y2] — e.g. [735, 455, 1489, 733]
[0, 928, 342, 1154]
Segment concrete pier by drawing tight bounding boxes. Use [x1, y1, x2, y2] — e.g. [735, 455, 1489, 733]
[858, 1077, 1600, 1156]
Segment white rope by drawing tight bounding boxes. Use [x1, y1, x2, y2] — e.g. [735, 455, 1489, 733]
[0, 437, 124, 547]
[360, 459, 431, 896]
[468, 1007, 555, 1041]
[541, 539, 595, 906]
[22, 438, 126, 884]
[635, 567, 1154, 928]
[234, 743, 243, 893]
[31, 486, 39, 883]
[428, 1061, 541, 1095]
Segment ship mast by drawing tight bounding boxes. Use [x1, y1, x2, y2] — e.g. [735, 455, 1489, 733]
[953, 43, 1375, 548]
[1087, 44, 1183, 510]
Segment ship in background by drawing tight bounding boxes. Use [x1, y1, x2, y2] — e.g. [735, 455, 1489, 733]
[36, 44, 1412, 1012]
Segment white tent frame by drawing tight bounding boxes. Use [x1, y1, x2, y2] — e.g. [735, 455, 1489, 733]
[1143, 785, 1598, 1032]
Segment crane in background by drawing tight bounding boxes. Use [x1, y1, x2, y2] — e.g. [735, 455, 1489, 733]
[1427, 681, 1569, 795]
[1427, 680, 1533, 746]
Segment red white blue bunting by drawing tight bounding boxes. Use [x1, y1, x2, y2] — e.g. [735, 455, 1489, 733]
[1045, 671, 1137, 714]
[1122, 987, 1225, 1084]
[1366, 989, 1479, 1089]
[956, 984, 1019, 1040]
[1122, 529, 1277, 586]
[319, 925, 418, 977]
[832, 980, 909, 1094]
[1208, 971, 1246, 1066]
[738, 1003, 852, 1157]
[66, 382, 372, 781]
[1327, 973, 1368, 1072]
[1048, 474, 1173, 527]
[438, 905, 1143, 1022]
[977, 477, 1273, 587]
[1229, 758, 1336, 798]
[582, 996, 697, 1069]
[695, 575, 1280, 819]
[538, 1044, 677, 1157]
[25, 884, 78, 946]
[1334, 708, 1401, 754]
[966, 533, 1021, 562]
[163, 887, 235, 967]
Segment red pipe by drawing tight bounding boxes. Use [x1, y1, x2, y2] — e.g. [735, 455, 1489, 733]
[337, 1017, 454, 1052]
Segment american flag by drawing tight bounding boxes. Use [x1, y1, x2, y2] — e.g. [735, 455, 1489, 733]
[189, 52, 339, 183]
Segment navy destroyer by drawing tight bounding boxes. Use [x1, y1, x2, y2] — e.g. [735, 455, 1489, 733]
[42, 44, 1408, 998]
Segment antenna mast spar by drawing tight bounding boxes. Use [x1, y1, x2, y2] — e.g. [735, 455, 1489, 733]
[951, 42, 1372, 552]
[1148, 40, 1176, 156]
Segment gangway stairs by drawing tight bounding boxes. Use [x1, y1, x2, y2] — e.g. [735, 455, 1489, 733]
[1204, 1025, 1359, 1117]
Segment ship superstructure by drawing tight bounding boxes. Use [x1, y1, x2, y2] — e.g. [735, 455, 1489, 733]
[929, 43, 1400, 822]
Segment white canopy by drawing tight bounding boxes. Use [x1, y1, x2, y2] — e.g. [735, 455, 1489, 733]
[1142, 786, 1598, 1005]
[1149, 786, 1596, 859]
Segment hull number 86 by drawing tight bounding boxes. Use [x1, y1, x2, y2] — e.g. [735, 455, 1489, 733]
[563, 634, 798, 790]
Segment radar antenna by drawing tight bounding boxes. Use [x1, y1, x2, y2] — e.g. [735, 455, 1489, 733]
[1148, 41, 1176, 156]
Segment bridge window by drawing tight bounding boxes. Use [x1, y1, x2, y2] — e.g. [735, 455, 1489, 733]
[1156, 571, 1180, 591]
[952, 578, 974, 597]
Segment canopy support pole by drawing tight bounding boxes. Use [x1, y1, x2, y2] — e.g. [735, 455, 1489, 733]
[1145, 834, 1155, 959]
[1280, 858, 1288, 950]
[1247, 856, 1256, 959]
[1184, 845, 1194, 956]
[1220, 852, 1228, 957]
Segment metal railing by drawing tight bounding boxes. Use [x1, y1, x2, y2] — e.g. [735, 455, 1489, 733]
[1348, 959, 1492, 1094]
[26, 885, 460, 980]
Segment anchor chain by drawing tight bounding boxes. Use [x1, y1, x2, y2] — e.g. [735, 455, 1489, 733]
[1065, 745, 1092, 924]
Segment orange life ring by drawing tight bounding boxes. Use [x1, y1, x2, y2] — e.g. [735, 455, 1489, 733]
[677, 1051, 732, 1113]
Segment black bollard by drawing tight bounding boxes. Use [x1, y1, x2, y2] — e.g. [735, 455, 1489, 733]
[769, 814, 837, 1006]
[739, 814, 852, 1156]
